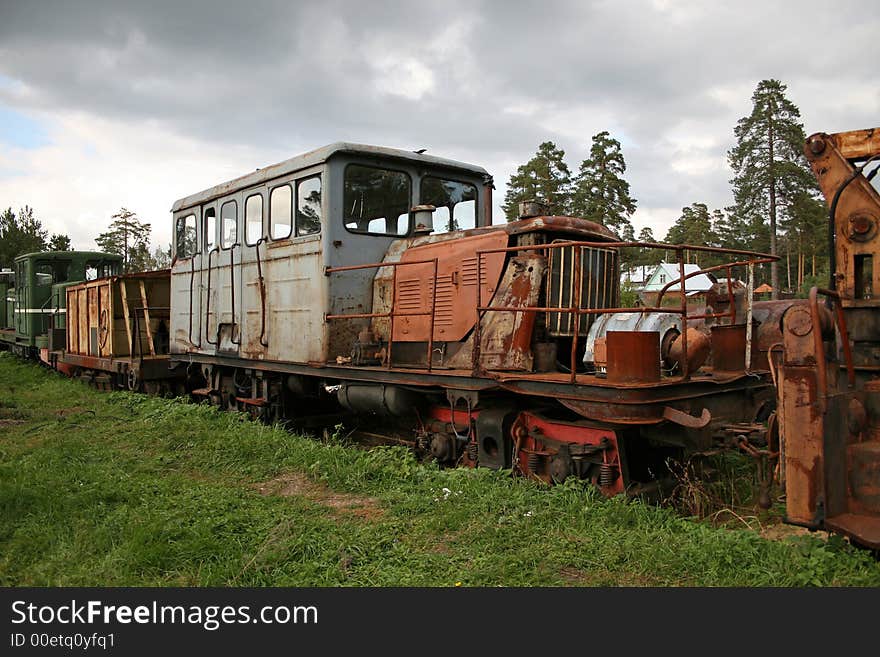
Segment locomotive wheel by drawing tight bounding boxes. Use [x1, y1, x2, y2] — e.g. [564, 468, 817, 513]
[127, 367, 141, 391]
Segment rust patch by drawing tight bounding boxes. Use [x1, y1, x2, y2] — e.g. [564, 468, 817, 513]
[254, 472, 383, 520]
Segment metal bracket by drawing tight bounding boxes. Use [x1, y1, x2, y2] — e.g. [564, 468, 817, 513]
[662, 406, 711, 429]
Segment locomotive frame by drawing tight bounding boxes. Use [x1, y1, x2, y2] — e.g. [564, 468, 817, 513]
[166, 142, 784, 496]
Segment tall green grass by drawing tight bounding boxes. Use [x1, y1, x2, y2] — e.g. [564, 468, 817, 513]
[1, 353, 878, 586]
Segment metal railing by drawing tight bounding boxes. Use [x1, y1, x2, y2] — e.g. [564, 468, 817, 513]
[472, 240, 776, 382]
[324, 239, 777, 382]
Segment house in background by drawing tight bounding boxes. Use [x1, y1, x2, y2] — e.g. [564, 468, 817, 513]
[754, 282, 773, 299]
[621, 265, 654, 289]
[639, 262, 715, 306]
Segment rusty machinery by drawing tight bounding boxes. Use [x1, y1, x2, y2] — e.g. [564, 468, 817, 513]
[12, 135, 880, 550]
[777, 127, 880, 548]
[3, 144, 800, 519]
[159, 143, 796, 500]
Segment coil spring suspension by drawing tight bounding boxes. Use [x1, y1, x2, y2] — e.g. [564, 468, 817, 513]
[527, 452, 541, 473]
[599, 462, 616, 488]
[467, 442, 478, 462]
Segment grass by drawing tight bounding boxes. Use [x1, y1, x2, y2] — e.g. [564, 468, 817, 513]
[1, 352, 879, 586]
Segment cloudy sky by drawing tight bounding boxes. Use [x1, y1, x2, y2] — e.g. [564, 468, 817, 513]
[0, 0, 877, 251]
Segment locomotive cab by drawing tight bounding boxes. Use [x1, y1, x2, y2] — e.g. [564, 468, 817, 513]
[170, 143, 495, 366]
[0, 251, 121, 358]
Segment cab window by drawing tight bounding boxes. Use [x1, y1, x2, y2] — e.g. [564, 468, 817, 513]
[420, 177, 477, 232]
[204, 207, 216, 252]
[221, 201, 237, 249]
[176, 213, 197, 258]
[270, 185, 292, 240]
[35, 263, 55, 287]
[296, 176, 321, 236]
[245, 194, 263, 245]
[343, 164, 411, 236]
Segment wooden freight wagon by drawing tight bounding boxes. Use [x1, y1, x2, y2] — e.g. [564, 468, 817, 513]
[59, 269, 181, 391]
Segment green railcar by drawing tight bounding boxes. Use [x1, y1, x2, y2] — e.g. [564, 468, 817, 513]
[0, 268, 14, 331]
[0, 251, 122, 357]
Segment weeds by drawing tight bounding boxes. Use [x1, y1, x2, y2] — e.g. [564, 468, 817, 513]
[0, 354, 878, 586]
[662, 451, 779, 531]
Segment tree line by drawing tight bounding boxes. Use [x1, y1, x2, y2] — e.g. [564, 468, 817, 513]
[0, 206, 71, 269]
[0, 206, 170, 273]
[502, 79, 827, 298]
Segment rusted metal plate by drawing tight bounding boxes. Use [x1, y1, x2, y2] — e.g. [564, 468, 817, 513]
[805, 131, 880, 306]
[828, 127, 880, 161]
[392, 231, 507, 342]
[710, 324, 755, 372]
[779, 302, 825, 527]
[606, 331, 660, 383]
[477, 255, 546, 371]
[848, 441, 880, 513]
[824, 513, 880, 550]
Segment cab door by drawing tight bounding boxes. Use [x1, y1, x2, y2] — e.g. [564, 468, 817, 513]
[212, 197, 241, 355]
[14, 261, 27, 338]
[238, 189, 268, 360]
[170, 208, 201, 352]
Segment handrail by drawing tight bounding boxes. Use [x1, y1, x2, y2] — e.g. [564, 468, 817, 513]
[188, 257, 201, 348]
[325, 238, 776, 381]
[654, 256, 776, 309]
[230, 246, 240, 346]
[254, 239, 268, 348]
[205, 248, 217, 345]
[471, 239, 777, 380]
[324, 257, 441, 371]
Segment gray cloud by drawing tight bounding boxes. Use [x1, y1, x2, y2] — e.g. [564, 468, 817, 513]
[0, 0, 877, 241]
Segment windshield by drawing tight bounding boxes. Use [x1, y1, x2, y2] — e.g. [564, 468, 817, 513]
[420, 177, 477, 232]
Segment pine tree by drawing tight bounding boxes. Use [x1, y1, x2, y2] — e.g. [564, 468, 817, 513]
[148, 244, 172, 270]
[636, 226, 662, 267]
[713, 208, 750, 252]
[502, 142, 572, 220]
[48, 234, 72, 251]
[664, 203, 715, 266]
[571, 131, 637, 236]
[0, 205, 49, 268]
[95, 208, 153, 273]
[619, 222, 637, 270]
[780, 191, 827, 291]
[728, 79, 819, 299]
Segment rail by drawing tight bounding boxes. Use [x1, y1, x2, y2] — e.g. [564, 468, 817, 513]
[203, 247, 241, 346]
[254, 239, 269, 348]
[205, 248, 217, 346]
[188, 257, 201, 348]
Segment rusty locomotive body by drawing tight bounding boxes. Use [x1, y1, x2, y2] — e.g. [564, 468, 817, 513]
[164, 142, 782, 495]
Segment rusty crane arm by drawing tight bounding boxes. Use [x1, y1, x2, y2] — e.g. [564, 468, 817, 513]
[778, 127, 880, 549]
